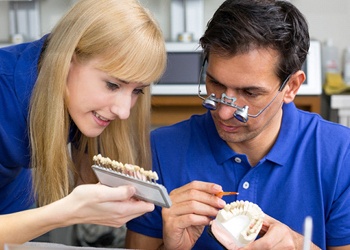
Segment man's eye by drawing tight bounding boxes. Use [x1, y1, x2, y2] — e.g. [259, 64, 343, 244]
[242, 90, 259, 98]
[207, 77, 225, 89]
[106, 81, 119, 90]
[133, 89, 145, 95]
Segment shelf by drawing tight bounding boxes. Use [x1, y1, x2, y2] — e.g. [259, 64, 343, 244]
[165, 42, 202, 52]
[151, 95, 321, 126]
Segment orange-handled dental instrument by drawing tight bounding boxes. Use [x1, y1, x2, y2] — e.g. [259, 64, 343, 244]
[215, 191, 239, 198]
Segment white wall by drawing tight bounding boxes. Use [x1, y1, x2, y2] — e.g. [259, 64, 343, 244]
[0, 2, 10, 42]
[40, 0, 75, 34]
[293, 0, 350, 62]
[141, 0, 350, 64]
[1, 0, 350, 61]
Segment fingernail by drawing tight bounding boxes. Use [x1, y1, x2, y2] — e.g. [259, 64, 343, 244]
[218, 199, 226, 207]
[213, 184, 222, 191]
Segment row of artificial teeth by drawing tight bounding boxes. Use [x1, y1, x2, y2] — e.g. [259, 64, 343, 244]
[220, 200, 264, 236]
[245, 217, 263, 236]
[93, 154, 159, 183]
[223, 200, 262, 217]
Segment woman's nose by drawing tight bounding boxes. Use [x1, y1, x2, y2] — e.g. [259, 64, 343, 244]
[110, 94, 132, 120]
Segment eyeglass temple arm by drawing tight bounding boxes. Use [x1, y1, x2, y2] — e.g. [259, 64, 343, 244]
[197, 58, 208, 100]
[248, 74, 292, 118]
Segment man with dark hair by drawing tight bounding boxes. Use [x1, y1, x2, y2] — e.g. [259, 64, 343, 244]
[126, 1, 350, 249]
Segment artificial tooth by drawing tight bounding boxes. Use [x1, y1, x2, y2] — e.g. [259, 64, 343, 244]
[92, 154, 159, 183]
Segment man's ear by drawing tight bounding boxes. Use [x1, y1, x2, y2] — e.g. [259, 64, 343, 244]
[283, 70, 306, 103]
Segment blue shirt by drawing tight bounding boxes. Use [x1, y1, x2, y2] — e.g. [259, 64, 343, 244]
[0, 36, 47, 214]
[127, 103, 350, 249]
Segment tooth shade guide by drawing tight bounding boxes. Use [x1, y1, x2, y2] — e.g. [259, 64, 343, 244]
[216, 191, 239, 198]
[93, 154, 159, 183]
[91, 154, 172, 207]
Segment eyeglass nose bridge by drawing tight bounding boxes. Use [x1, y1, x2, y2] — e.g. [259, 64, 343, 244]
[204, 93, 241, 110]
[220, 93, 237, 106]
[201, 93, 250, 122]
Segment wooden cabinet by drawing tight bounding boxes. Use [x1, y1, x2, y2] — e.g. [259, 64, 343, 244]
[151, 95, 321, 126]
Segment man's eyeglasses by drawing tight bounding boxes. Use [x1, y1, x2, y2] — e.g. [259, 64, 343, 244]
[197, 60, 291, 123]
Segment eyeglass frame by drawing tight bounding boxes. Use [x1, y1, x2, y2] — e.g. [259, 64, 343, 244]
[197, 58, 292, 122]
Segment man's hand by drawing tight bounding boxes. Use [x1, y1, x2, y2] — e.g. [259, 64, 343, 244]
[161, 181, 226, 250]
[241, 214, 321, 250]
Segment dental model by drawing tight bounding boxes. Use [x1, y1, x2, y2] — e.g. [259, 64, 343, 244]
[93, 154, 159, 183]
[209, 200, 265, 250]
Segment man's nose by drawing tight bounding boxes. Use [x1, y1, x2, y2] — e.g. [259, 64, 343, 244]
[216, 92, 241, 120]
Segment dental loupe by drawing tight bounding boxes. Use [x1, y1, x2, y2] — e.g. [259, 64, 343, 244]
[201, 92, 250, 122]
[197, 66, 291, 123]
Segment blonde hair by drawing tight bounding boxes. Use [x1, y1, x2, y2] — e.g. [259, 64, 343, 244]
[29, 0, 166, 206]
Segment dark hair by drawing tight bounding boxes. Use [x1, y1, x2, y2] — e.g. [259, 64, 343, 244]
[199, 0, 310, 82]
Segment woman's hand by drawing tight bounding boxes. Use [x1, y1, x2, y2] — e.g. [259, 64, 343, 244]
[59, 183, 155, 227]
[0, 183, 154, 248]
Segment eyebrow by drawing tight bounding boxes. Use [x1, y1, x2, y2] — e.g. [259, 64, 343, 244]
[206, 71, 221, 84]
[117, 78, 129, 84]
[111, 76, 129, 84]
[112, 76, 150, 87]
[206, 71, 269, 93]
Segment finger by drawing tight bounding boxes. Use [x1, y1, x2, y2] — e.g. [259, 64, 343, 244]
[259, 213, 278, 235]
[99, 197, 155, 215]
[95, 200, 155, 227]
[90, 184, 137, 201]
[170, 182, 225, 208]
[171, 181, 223, 196]
[262, 213, 278, 225]
[118, 199, 155, 217]
[244, 230, 280, 250]
[166, 213, 213, 229]
[244, 215, 287, 250]
[165, 199, 222, 218]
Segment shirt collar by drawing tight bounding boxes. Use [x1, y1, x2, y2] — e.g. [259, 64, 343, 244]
[265, 102, 299, 165]
[202, 103, 299, 166]
[203, 111, 239, 165]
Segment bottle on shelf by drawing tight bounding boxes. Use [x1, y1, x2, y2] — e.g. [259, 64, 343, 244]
[321, 39, 340, 83]
[343, 47, 350, 85]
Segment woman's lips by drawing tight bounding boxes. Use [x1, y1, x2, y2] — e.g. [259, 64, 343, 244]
[93, 111, 111, 127]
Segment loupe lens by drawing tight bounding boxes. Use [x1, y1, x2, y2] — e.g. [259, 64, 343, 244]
[234, 114, 247, 123]
[234, 108, 248, 123]
[202, 99, 217, 110]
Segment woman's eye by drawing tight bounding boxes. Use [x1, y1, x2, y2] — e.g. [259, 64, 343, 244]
[133, 88, 145, 95]
[106, 81, 119, 91]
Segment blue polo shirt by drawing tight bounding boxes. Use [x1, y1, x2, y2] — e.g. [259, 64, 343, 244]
[127, 103, 350, 249]
[0, 36, 47, 214]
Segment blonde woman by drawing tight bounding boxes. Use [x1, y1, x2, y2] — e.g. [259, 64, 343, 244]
[0, 0, 166, 247]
